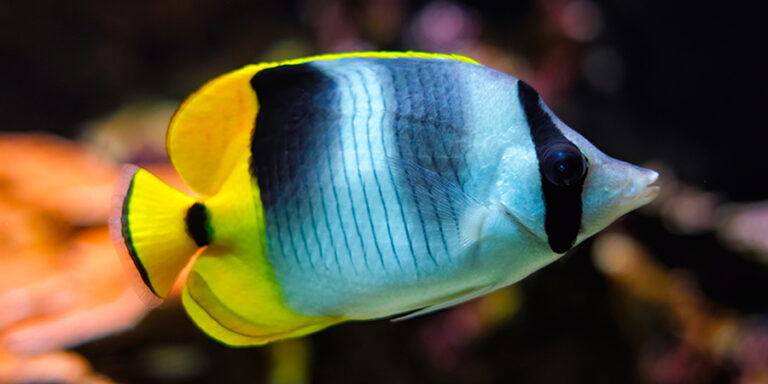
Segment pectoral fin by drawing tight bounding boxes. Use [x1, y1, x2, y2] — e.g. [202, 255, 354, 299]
[387, 157, 488, 249]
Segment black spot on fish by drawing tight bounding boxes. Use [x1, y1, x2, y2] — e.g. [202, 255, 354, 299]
[186, 202, 210, 247]
[518, 80, 586, 253]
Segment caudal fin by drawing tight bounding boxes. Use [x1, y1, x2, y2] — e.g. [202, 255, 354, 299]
[109, 165, 203, 304]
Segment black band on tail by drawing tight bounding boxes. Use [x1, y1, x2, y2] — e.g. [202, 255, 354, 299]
[186, 202, 211, 247]
[121, 177, 158, 296]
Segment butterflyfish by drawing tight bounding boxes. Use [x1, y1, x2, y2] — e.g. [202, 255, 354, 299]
[109, 51, 660, 346]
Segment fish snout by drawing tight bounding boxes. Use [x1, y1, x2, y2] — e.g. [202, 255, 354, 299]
[618, 164, 660, 210]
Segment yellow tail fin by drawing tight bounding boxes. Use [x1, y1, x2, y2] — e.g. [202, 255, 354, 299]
[109, 165, 202, 304]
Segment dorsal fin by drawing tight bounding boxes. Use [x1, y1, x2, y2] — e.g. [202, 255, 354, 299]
[262, 51, 480, 66]
[166, 51, 480, 197]
[166, 65, 262, 197]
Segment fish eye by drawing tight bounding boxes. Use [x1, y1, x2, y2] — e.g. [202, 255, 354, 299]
[541, 144, 588, 187]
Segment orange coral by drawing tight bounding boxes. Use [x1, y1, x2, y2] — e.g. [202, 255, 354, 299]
[0, 133, 187, 383]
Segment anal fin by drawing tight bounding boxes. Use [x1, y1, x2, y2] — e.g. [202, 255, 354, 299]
[391, 284, 496, 322]
[182, 245, 343, 346]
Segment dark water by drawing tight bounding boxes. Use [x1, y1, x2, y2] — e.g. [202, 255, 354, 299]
[2, 1, 766, 383]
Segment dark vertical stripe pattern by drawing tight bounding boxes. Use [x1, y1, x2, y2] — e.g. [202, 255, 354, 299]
[518, 80, 585, 253]
[250, 58, 475, 279]
[121, 177, 157, 296]
[250, 64, 341, 272]
[386, 59, 471, 268]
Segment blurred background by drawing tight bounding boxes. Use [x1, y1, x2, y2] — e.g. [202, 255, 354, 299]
[1, 0, 766, 383]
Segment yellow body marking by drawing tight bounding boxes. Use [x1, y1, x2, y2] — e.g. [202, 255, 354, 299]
[182, 151, 344, 345]
[160, 51, 478, 345]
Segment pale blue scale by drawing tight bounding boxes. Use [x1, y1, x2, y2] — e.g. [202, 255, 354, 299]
[461, 68, 548, 244]
[259, 57, 558, 320]
[267, 59, 469, 318]
[253, 54, 649, 322]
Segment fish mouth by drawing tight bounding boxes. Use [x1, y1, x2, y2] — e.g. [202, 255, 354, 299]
[621, 167, 660, 207]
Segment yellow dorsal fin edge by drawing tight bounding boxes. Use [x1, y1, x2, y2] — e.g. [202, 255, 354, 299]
[260, 51, 481, 67]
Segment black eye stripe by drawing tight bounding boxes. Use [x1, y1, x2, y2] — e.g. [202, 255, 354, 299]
[517, 80, 586, 253]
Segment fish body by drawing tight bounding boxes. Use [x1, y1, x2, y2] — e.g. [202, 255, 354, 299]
[110, 52, 659, 346]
